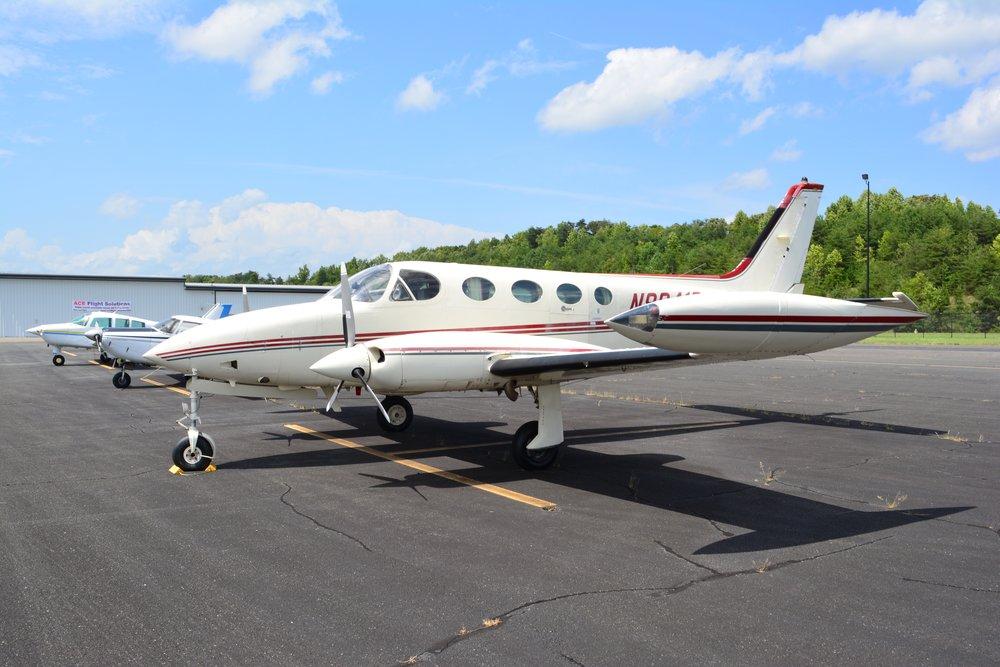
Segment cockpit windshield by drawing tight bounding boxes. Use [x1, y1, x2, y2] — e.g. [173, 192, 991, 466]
[71, 316, 88, 325]
[154, 318, 178, 334]
[320, 264, 392, 303]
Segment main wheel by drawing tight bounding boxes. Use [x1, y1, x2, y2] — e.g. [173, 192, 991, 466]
[99, 352, 110, 365]
[52, 354, 65, 366]
[112, 371, 132, 389]
[510, 420, 560, 471]
[172, 435, 215, 472]
[377, 396, 413, 432]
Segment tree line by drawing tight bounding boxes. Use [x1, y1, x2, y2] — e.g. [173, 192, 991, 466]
[186, 188, 1000, 331]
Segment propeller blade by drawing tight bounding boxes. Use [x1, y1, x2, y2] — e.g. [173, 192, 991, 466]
[324, 380, 344, 413]
[242, 286, 251, 313]
[352, 368, 390, 422]
[340, 263, 356, 348]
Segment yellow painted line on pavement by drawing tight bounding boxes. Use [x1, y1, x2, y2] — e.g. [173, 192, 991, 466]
[284, 423, 556, 511]
[88, 360, 116, 371]
[64, 351, 77, 357]
[141, 376, 191, 396]
[382, 442, 498, 456]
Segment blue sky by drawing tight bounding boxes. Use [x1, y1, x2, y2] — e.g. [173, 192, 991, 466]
[1, 0, 998, 276]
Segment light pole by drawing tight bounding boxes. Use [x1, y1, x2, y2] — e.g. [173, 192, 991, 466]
[861, 173, 870, 298]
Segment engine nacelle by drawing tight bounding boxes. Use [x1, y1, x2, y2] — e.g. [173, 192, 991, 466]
[606, 291, 925, 356]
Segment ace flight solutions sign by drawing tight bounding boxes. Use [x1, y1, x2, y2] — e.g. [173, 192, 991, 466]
[73, 299, 132, 312]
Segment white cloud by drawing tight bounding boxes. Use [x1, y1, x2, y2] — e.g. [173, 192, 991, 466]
[0, 0, 165, 41]
[738, 107, 776, 135]
[539, 46, 752, 131]
[310, 69, 344, 94]
[163, 0, 349, 96]
[99, 193, 142, 219]
[466, 38, 574, 96]
[770, 139, 802, 162]
[0, 148, 15, 163]
[538, 1, 999, 132]
[923, 80, 1000, 161]
[722, 168, 770, 191]
[783, 0, 1000, 77]
[0, 189, 489, 275]
[787, 101, 824, 118]
[0, 44, 41, 76]
[396, 74, 445, 112]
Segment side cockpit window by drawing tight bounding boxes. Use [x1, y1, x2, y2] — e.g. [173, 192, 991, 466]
[398, 270, 440, 300]
[390, 280, 414, 301]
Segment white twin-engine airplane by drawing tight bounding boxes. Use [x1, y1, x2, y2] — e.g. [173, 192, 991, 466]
[146, 180, 926, 473]
[27, 311, 158, 366]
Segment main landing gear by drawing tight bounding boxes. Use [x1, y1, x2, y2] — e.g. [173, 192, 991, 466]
[52, 353, 65, 366]
[508, 383, 564, 471]
[377, 396, 413, 432]
[171, 386, 216, 473]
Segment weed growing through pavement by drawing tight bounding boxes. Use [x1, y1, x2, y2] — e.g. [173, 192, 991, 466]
[482, 618, 502, 628]
[754, 558, 771, 573]
[877, 492, 907, 509]
[756, 462, 783, 486]
[936, 431, 968, 443]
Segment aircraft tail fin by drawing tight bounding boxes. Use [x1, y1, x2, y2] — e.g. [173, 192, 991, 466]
[203, 303, 233, 320]
[721, 180, 824, 292]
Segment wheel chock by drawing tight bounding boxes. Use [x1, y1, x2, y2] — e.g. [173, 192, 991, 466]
[168, 463, 218, 476]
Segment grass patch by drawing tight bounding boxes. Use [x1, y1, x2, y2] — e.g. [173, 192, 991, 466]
[861, 331, 1000, 346]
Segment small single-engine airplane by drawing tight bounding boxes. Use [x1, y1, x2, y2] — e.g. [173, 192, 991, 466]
[145, 180, 926, 472]
[27, 311, 158, 366]
[87, 303, 234, 389]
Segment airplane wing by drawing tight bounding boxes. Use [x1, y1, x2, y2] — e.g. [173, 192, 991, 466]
[486, 345, 707, 384]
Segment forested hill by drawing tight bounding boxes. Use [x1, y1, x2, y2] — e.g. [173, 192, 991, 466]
[187, 189, 1000, 327]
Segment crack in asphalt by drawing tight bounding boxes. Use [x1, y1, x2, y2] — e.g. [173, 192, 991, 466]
[902, 577, 999, 594]
[404, 536, 889, 663]
[0, 467, 155, 488]
[278, 483, 373, 552]
[560, 652, 586, 666]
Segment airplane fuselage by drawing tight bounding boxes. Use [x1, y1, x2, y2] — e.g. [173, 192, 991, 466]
[150, 261, 737, 388]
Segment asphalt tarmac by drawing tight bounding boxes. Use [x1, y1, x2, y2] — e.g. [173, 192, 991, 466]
[1, 340, 997, 665]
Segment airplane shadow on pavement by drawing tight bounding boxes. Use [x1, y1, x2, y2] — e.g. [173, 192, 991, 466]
[223, 404, 972, 555]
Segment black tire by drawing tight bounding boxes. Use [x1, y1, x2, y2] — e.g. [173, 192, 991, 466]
[510, 420, 560, 471]
[52, 354, 65, 366]
[112, 371, 132, 389]
[99, 352, 110, 365]
[377, 396, 413, 432]
[172, 435, 215, 472]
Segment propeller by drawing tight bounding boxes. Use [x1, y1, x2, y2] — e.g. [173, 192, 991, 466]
[318, 263, 390, 421]
[242, 285, 251, 313]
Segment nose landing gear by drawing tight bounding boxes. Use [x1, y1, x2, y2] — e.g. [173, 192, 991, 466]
[171, 386, 217, 473]
[112, 369, 132, 389]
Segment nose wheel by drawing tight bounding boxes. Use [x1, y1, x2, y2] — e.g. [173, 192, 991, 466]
[112, 370, 132, 389]
[171, 434, 215, 472]
[377, 396, 413, 432]
[99, 352, 110, 365]
[52, 354, 65, 366]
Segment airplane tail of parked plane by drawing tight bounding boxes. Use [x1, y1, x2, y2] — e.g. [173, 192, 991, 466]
[707, 180, 823, 293]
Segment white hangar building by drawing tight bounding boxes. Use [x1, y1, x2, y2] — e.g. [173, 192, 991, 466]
[0, 273, 329, 337]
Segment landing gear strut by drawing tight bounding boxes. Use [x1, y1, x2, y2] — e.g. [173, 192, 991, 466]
[171, 386, 216, 472]
[377, 396, 413, 432]
[99, 351, 110, 365]
[510, 384, 563, 471]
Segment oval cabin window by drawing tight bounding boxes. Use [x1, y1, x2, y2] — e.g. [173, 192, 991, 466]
[594, 287, 613, 305]
[511, 280, 543, 303]
[462, 277, 495, 301]
[557, 283, 582, 304]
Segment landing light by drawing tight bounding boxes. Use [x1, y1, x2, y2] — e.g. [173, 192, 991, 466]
[609, 303, 660, 332]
